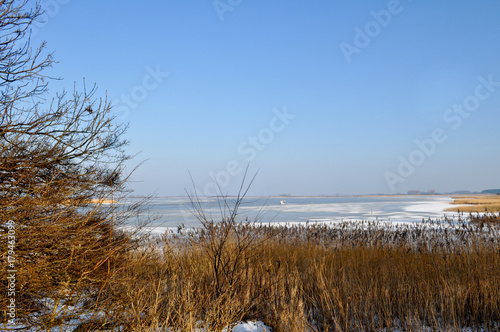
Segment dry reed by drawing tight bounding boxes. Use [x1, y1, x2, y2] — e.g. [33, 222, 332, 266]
[96, 213, 500, 331]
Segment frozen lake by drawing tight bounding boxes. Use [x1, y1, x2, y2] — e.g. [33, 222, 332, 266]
[121, 195, 457, 234]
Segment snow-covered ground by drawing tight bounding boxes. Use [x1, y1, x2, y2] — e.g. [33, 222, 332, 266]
[226, 321, 271, 332]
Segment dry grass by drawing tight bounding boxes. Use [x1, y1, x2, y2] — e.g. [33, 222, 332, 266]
[93, 214, 500, 332]
[8, 189, 500, 331]
[447, 204, 500, 213]
[446, 195, 500, 213]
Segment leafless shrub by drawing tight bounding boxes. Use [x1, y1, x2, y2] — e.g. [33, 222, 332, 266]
[0, 1, 150, 329]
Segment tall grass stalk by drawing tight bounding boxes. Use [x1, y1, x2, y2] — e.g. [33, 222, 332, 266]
[96, 213, 500, 331]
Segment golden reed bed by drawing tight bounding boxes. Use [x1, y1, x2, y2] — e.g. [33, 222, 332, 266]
[446, 194, 500, 212]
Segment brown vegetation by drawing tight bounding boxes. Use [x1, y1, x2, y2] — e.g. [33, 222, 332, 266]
[7, 210, 499, 331]
[446, 195, 500, 213]
[93, 212, 500, 332]
[0, 1, 149, 329]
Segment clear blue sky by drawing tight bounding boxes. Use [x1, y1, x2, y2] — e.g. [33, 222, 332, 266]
[32, 0, 500, 196]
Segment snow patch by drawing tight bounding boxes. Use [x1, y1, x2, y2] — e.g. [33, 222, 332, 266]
[228, 321, 272, 332]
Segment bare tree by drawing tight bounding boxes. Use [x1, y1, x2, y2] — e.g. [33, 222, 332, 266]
[0, 1, 147, 329]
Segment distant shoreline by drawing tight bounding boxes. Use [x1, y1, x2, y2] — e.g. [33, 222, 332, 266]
[89, 199, 117, 204]
[271, 194, 450, 198]
[149, 194, 453, 199]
